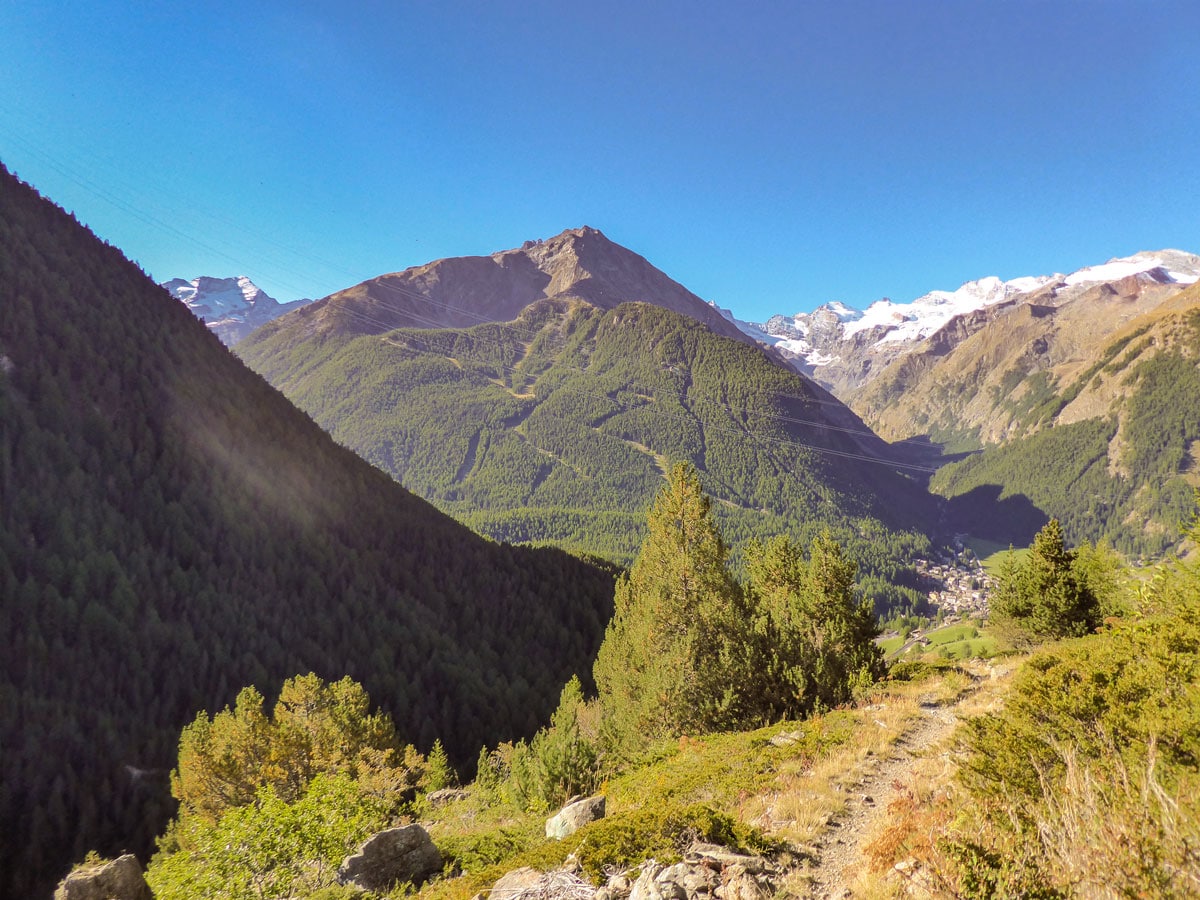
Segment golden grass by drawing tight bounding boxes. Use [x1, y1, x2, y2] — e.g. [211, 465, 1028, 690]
[739, 667, 982, 855]
[419, 661, 1023, 900]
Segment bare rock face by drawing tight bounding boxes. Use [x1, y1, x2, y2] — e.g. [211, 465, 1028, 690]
[338, 823, 442, 891]
[546, 794, 606, 839]
[54, 854, 153, 900]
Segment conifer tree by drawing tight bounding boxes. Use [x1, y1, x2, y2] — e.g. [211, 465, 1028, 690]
[593, 464, 746, 753]
[424, 740, 456, 791]
[991, 518, 1101, 644]
[743, 532, 882, 718]
[799, 532, 884, 708]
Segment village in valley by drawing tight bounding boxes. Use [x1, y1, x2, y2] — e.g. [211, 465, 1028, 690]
[916, 540, 993, 619]
[877, 540, 997, 659]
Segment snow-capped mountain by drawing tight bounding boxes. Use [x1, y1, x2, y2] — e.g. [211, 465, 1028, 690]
[162, 275, 311, 345]
[730, 250, 1200, 396]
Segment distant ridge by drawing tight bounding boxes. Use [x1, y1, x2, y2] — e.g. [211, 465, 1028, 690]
[268, 226, 752, 345]
[727, 249, 1200, 397]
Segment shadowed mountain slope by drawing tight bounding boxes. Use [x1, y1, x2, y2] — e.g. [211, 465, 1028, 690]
[0, 165, 614, 899]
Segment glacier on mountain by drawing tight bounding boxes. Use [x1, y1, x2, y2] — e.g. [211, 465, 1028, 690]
[733, 250, 1200, 370]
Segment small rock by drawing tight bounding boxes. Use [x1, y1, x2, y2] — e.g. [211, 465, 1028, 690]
[426, 787, 468, 806]
[769, 729, 803, 746]
[686, 845, 771, 876]
[862, 795, 875, 804]
[681, 869, 718, 895]
[720, 870, 766, 900]
[490, 867, 546, 900]
[631, 862, 675, 900]
[606, 873, 633, 896]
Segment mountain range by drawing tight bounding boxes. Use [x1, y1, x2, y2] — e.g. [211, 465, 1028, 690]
[232, 237, 1200, 561]
[728, 249, 1200, 398]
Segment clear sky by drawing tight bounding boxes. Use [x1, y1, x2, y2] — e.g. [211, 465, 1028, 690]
[1, 0, 1196, 321]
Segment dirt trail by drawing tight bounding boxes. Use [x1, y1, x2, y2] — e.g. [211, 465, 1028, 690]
[804, 688, 971, 898]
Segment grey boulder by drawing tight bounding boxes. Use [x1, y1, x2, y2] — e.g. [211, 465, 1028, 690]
[338, 823, 442, 891]
[54, 854, 153, 900]
[545, 794, 606, 839]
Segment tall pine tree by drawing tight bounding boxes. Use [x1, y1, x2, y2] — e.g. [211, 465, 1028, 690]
[593, 464, 746, 753]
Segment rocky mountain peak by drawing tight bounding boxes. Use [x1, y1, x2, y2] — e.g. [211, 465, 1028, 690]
[162, 275, 311, 346]
[729, 249, 1200, 398]
[280, 228, 750, 345]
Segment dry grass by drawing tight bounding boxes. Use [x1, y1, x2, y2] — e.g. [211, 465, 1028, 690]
[740, 664, 992, 860]
[832, 661, 1022, 899]
[740, 688, 923, 849]
[1030, 741, 1200, 898]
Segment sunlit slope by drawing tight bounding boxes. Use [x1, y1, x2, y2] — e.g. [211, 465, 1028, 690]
[929, 284, 1200, 556]
[240, 295, 938, 580]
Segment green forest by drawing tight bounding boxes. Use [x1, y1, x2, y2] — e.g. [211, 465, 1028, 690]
[106, 478, 1200, 899]
[142, 464, 894, 898]
[0, 165, 617, 899]
[238, 295, 936, 607]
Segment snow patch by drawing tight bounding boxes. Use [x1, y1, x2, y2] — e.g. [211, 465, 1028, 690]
[1065, 252, 1200, 287]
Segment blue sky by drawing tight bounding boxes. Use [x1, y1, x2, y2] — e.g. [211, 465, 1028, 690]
[1, 1, 1196, 320]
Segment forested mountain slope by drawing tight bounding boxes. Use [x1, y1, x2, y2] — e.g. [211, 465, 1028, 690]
[923, 282, 1200, 556]
[239, 293, 937, 585]
[0, 165, 615, 899]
